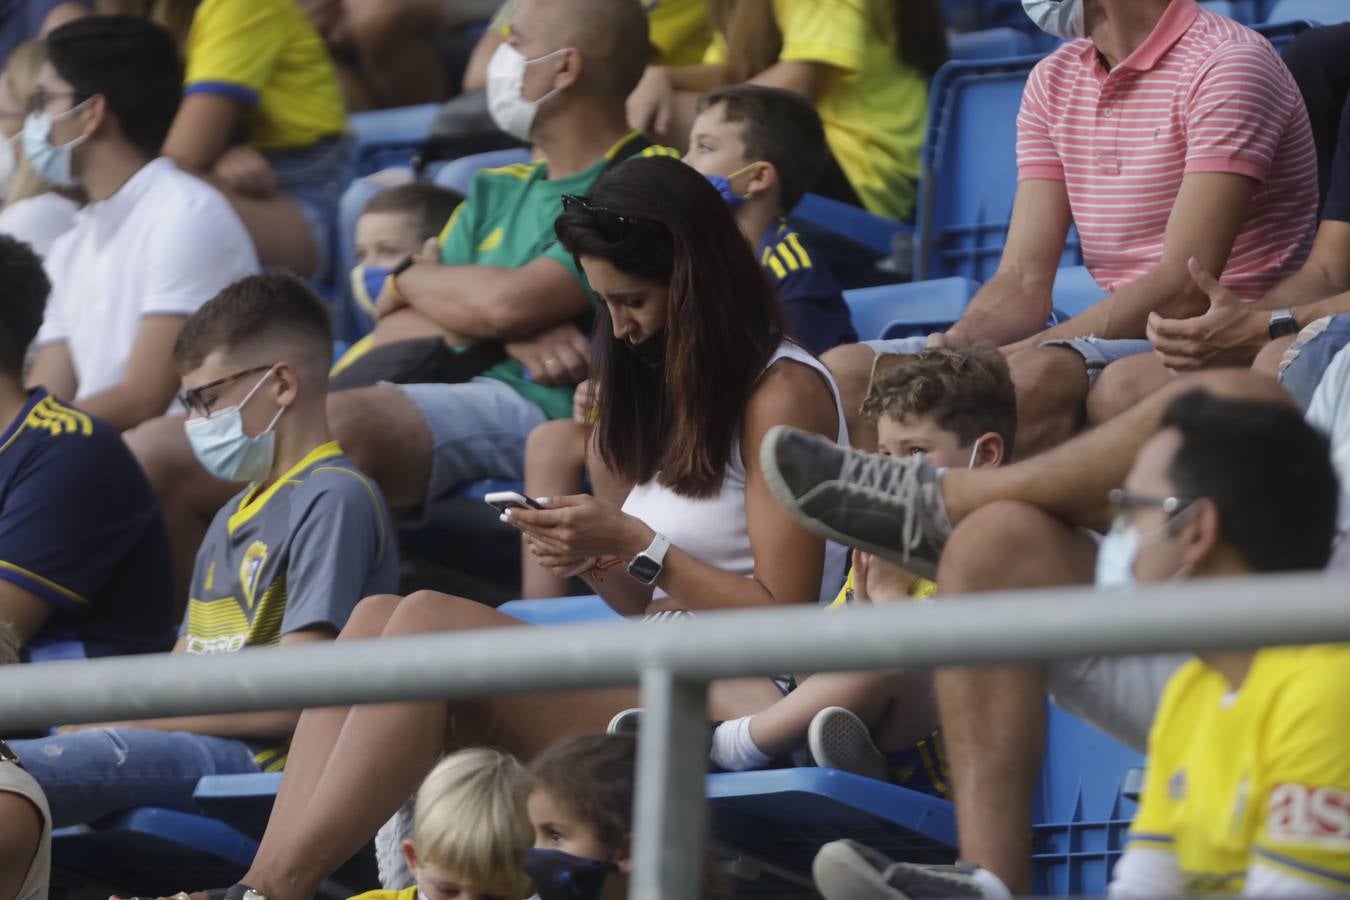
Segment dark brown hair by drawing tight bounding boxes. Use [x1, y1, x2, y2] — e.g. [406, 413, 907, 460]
[696, 84, 827, 211]
[173, 271, 332, 374]
[363, 182, 465, 243]
[555, 156, 786, 498]
[529, 734, 635, 853]
[861, 346, 1017, 458]
[709, 0, 948, 84]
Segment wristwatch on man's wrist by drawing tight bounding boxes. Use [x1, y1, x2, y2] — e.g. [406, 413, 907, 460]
[1268, 309, 1299, 340]
[628, 533, 672, 585]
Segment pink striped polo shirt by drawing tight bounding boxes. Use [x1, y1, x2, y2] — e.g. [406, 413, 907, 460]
[1016, 0, 1317, 301]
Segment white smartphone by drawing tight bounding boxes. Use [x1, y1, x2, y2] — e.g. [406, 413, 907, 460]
[484, 491, 544, 514]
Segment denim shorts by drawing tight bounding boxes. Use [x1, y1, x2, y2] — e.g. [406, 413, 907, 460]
[266, 133, 355, 278]
[1038, 337, 1154, 389]
[1278, 315, 1350, 410]
[395, 378, 548, 509]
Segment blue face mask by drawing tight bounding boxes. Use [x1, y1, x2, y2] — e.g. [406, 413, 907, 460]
[350, 264, 391, 319]
[704, 161, 766, 211]
[523, 848, 618, 900]
[21, 99, 92, 189]
[184, 369, 285, 483]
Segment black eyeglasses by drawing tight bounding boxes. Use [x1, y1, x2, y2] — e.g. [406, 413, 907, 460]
[560, 193, 654, 242]
[1107, 488, 1196, 528]
[25, 89, 83, 116]
[179, 365, 274, 418]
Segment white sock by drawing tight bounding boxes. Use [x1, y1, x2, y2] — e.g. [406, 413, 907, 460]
[709, 715, 772, 771]
[969, 866, 1013, 900]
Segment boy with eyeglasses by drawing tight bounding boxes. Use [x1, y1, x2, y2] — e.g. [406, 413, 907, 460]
[6, 272, 397, 832]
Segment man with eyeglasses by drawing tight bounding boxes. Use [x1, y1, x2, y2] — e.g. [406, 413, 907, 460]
[761, 368, 1344, 899]
[5, 270, 397, 835]
[23, 16, 258, 433]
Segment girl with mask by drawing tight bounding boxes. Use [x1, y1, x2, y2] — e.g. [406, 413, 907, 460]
[525, 734, 725, 900]
[0, 41, 81, 258]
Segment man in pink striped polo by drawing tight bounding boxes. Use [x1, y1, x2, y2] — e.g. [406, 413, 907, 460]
[827, 0, 1317, 460]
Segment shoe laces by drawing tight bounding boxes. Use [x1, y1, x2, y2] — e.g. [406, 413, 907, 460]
[839, 450, 929, 560]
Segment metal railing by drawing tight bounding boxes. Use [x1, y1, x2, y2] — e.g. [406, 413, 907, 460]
[2, 574, 1349, 898]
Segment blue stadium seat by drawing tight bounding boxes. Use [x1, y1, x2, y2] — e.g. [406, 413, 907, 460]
[1050, 265, 1107, 321]
[349, 104, 440, 178]
[498, 594, 621, 624]
[1253, 17, 1314, 49]
[915, 56, 1060, 282]
[1199, 0, 1249, 21]
[435, 148, 534, 194]
[948, 26, 1036, 60]
[1265, 0, 1350, 23]
[844, 278, 981, 341]
[52, 807, 257, 895]
[1032, 704, 1145, 896]
[791, 193, 912, 260]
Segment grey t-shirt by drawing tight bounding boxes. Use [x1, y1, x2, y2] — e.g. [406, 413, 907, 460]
[0, 760, 50, 900]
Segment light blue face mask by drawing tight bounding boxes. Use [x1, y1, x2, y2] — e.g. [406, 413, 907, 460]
[184, 369, 285, 483]
[22, 98, 92, 189]
[1021, 0, 1086, 40]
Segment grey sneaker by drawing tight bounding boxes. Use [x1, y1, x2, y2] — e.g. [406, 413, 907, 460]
[759, 425, 952, 579]
[808, 707, 888, 782]
[607, 708, 641, 735]
[813, 841, 993, 900]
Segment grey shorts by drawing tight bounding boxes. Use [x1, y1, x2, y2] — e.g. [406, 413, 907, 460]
[1038, 337, 1154, 389]
[1045, 651, 1186, 752]
[395, 378, 548, 504]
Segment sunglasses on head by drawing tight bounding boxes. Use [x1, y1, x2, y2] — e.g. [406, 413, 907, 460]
[561, 194, 655, 243]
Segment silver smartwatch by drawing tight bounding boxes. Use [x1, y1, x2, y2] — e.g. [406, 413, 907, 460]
[627, 533, 672, 585]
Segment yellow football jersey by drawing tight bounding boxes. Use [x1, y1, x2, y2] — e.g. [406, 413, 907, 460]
[1129, 644, 1350, 894]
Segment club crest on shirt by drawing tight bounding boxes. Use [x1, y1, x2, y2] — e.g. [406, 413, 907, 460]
[240, 540, 269, 610]
[1169, 768, 1188, 800]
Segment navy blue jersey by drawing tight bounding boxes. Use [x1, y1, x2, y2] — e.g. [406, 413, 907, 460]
[758, 221, 857, 356]
[0, 389, 174, 660]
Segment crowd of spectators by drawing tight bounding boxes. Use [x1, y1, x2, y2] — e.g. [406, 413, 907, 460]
[1, 0, 1350, 898]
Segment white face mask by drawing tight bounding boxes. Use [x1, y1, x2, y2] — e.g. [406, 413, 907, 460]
[486, 43, 567, 141]
[966, 436, 984, 470]
[184, 369, 285, 483]
[0, 134, 16, 200]
[1022, 0, 1086, 39]
[1094, 513, 1193, 590]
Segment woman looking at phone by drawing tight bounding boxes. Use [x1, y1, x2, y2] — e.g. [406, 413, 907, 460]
[203, 155, 847, 900]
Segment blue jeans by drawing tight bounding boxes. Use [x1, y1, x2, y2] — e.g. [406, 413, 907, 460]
[266, 134, 355, 279]
[11, 728, 264, 827]
[1278, 315, 1350, 410]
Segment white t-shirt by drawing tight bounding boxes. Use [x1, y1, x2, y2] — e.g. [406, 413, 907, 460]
[0, 193, 78, 258]
[1303, 344, 1350, 572]
[35, 157, 259, 403]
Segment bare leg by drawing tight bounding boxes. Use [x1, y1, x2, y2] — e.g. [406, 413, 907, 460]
[249, 594, 402, 845]
[521, 421, 590, 598]
[242, 591, 779, 899]
[823, 343, 879, 451]
[1253, 332, 1297, 379]
[1085, 353, 1172, 426]
[1004, 346, 1090, 458]
[746, 669, 936, 760]
[220, 189, 319, 277]
[328, 387, 433, 510]
[933, 500, 1098, 894]
[124, 415, 237, 614]
[343, 0, 449, 106]
[941, 368, 1293, 529]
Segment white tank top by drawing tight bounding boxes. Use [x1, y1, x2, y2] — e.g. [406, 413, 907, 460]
[621, 342, 849, 604]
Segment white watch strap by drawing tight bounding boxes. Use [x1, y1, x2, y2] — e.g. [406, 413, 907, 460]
[643, 532, 672, 568]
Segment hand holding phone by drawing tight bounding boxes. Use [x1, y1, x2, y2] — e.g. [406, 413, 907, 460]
[485, 491, 544, 515]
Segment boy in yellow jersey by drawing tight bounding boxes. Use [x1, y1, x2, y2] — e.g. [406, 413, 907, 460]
[6, 272, 397, 832]
[702, 347, 1015, 792]
[811, 390, 1343, 900]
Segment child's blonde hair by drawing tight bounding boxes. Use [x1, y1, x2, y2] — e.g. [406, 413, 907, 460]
[412, 748, 533, 896]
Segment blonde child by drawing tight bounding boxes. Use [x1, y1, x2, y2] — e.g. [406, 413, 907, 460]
[354, 748, 533, 900]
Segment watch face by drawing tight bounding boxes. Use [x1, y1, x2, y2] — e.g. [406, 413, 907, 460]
[629, 554, 660, 584]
